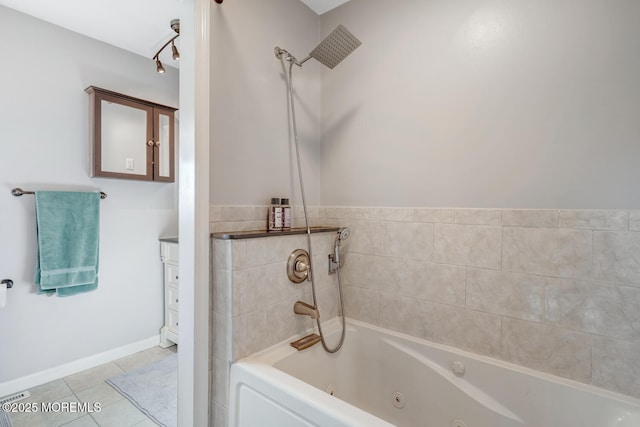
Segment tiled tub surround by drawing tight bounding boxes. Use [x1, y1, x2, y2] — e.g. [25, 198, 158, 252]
[210, 230, 341, 426]
[209, 206, 640, 425]
[211, 206, 640, 397]
[327, 207, 640, 399]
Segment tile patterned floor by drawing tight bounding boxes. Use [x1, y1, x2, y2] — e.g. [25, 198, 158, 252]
[4, 345, 177, 427]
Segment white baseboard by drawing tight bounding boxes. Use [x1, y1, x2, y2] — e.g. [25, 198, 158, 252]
[0, 335, 160, 398]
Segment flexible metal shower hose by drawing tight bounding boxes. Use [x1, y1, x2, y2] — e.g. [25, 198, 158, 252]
[285, 59, 346, 353]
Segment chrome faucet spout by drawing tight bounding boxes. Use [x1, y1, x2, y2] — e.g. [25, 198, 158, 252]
[294, 301, 319, 319]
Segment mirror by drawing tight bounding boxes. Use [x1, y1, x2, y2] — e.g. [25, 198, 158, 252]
[156, 110, 173, 180]
[101, 100, 150, 176]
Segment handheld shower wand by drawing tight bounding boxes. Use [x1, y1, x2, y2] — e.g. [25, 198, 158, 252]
[330, 227, 351, 273]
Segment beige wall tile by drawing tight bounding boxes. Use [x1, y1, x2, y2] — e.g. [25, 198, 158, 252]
[324, 207, 380, 220]
[211, 220, 266, 233]
[378, 292, 430, 339]
[592, 337, 640, 399]
[502, 227, 592, 279]
[285, 217, 324, 229]
[430, 304, 502, 357]
[213, 269, 232, 316]
[341, 220, 381, 255]
[313, 257, 340, 319]
[379, 221, 434, 259]
[502, 210, 558, 228]
[343, 285, 380, 325]
[244, 234, 306, 267]
[232, 310, 270, 361]
[292, 206, 324, 220]
[433, 224, 502, 269]
[559, 210, 628, 230]
[213, 401, 228, 427]
[212, 312, 231, 362]
[399, 260, 465, 306]
[455, 209, 501, 225]
[466, 268, 544, 321]
[230, 240, 246, 270]
[266, 299, 315, 345]
[381, 208, 415, 222]
[414, 208, 455, 223]
[212, 356, 229, 406]
[310, 233, 335, 257]
[546, 280, 640, 339]
[629, 211, 640, 231]
[593, 231, 640, 285]
[232, 263, 291, 316]
[210, 205, 222, 221]
[212, 239, 232, 271]
[341, 253, 388, 291]
[501, 318, 591, 383]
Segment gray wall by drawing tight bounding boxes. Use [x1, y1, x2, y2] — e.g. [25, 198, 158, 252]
[210, 0, 322, 207]
[320, 0, 640, 208]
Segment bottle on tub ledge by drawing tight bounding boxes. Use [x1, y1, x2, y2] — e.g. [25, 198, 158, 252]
[268, 198, 283, 231]
[281, 198, 291, 230]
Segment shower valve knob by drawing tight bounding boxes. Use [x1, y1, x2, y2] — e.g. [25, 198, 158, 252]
[287, 249, 310, 284]
[295, 260, 309, 272]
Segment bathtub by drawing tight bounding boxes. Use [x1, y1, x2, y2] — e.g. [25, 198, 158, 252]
[228, 319, 640, 427]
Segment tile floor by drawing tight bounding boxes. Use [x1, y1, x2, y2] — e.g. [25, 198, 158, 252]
[4, 345, 177, 427]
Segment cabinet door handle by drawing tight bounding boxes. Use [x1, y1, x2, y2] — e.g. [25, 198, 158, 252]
[154, 141, 161, 147]
[147, 140, 154, 147]
[175, 298, 179, 303]
[175, 276, 179, 280]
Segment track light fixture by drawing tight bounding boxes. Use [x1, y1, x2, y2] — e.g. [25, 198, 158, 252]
[152, 19, 180, 74]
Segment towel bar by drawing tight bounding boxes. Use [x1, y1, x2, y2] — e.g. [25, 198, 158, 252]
[11, 188, 107, 199]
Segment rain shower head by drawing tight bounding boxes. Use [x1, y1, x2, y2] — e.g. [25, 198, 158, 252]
[309, 25, 362, 69]
[274, 25, 361, 69]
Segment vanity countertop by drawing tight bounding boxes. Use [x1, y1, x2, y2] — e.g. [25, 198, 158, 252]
[159, 237, 179, 244]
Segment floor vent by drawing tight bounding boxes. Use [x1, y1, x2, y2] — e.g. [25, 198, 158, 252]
[0, 390, 31, 405]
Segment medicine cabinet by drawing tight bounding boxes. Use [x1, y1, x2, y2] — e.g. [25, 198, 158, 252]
[85, 86, 177, 182]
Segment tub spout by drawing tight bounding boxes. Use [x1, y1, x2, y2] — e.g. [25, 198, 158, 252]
[294, 301, 319, 319]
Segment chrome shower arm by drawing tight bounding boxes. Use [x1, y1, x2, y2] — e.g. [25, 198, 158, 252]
[297, 55, 312, 66]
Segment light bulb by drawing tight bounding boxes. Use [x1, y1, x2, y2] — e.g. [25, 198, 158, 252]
[156, 58, 166, 74]
[171, 41, 179, 60]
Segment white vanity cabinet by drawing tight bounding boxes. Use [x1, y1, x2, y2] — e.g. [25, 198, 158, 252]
[160, 239, 179, 347]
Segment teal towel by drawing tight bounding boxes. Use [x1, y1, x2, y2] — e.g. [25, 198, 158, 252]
[34, 191, 100, 296]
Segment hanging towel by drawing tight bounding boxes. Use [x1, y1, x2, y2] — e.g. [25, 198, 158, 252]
[34, 191, 100, 296]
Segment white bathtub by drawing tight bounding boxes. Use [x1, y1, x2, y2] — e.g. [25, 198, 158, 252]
[228, 319, 640, 427]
